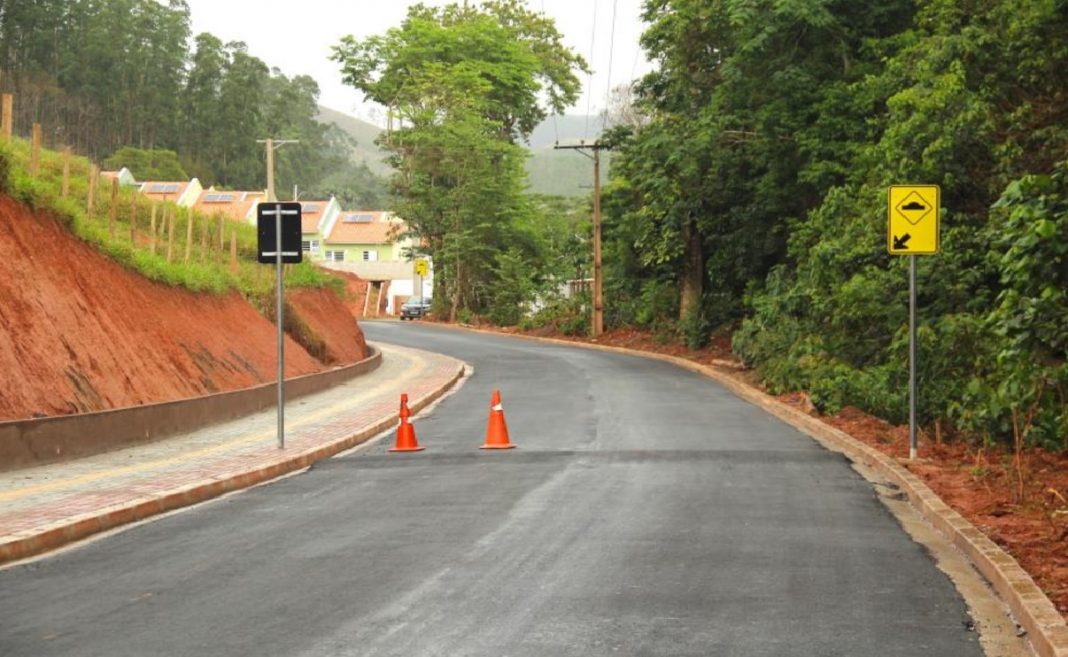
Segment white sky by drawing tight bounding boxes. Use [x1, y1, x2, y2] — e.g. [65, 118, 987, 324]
[184, 0, 653, 125]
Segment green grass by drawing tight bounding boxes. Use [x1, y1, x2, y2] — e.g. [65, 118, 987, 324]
[0, 138, 341, 299]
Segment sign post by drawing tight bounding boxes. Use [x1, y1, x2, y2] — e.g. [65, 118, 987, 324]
[257, 202, 303, 449]
[888, 185, 940, 460]
[414, 258, 429, 302]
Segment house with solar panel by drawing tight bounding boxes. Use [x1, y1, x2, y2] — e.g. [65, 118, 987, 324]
[137, 179, 203, 207]
[192, 189, 266, 223]
[101, 167, 138, 187]
[318, 210, 429, 316]
[297, 198, 342, 261]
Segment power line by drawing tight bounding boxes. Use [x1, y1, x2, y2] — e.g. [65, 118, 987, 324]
[584, 0, 599, 140]
[602, 0, 619, 131]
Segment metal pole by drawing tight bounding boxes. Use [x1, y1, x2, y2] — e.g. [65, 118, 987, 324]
[909, 255, 917, 460]
[276, 203, 285, 449]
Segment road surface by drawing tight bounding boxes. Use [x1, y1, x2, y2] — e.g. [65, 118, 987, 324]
[0, 322, 982, 656]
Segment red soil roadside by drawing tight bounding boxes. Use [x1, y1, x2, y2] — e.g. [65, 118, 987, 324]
[288, 287, 368, 365]
[0, 196, 366, 421]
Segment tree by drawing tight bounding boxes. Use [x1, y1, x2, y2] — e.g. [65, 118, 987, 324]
[332, 2, 587, 320]
[105, 146, 188, 181]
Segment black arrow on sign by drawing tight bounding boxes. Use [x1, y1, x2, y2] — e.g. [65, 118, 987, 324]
[893, 233, 912, 250]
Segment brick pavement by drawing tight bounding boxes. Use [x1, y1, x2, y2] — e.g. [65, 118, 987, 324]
[0, 342, 466, 566]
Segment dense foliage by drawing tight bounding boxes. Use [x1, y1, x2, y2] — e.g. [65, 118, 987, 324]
[0, 0, 386, 200]
[605, 0, 1068, 449]
[333, 0, 589, 321]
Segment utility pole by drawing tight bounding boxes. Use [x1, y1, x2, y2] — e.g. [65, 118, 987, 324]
[554, 139, 610, 337]
[257, 138, 299, 201]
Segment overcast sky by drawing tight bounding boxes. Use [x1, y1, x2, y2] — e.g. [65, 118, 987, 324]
[184, 0, 653, 125]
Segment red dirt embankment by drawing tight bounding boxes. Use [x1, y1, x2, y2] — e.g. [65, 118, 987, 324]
[288, 287, 368, 365]
[0, 196, 366, 421]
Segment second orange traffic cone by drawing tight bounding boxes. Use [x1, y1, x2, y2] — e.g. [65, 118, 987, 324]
[481, 389, 516, 449]
[390, 393, 425, 452]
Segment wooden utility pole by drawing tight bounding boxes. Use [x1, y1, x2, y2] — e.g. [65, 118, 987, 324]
[1, 94, 12, 142]
[553, 140, 610, 337]
[256, 138, 299, 201]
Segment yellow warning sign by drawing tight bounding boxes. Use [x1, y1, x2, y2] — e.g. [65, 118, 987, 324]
[888, 185, 940, 255]
[414, 258, 429, 277]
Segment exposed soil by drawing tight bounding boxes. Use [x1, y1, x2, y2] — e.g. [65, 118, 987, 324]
[463, 321, 1068, 621]
[288, 287, 368, 365]
[0, 196, 366, 421]
[331, 270, 377, 318]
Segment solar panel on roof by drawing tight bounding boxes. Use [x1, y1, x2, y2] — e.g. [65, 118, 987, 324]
[342, 213, 375, 223]
[301, 203, 321, 213]
[203, 193, 236, 203]
[147, 183, 180, 193]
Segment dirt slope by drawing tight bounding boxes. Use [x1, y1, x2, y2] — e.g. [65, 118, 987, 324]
[0, 197, 364, 421]
[288, 288, 368, 365]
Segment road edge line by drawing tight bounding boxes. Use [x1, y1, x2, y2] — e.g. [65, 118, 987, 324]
[0, 360, 466, 567]
[415, 321, 1068, 657]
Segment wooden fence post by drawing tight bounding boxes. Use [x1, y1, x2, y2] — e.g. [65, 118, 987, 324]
[87, 165, 97, 216]
[1, 94, 12, 142]
[230, 230, 238, 274]
[108, 177, 118, 238]
[150, 204, 158, 254]
[29, 123, 42, 175]
[166, 208, 175, 263]
[218, 215, 225, 251]
[129, 192, 138, 242]
[200, 216, 208, 259]
[184, 208, 194, 263]
[61, 148, 71, 197]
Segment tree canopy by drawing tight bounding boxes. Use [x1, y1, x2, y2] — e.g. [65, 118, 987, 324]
[332, 1, 589, 321]
[604, 0, 1068, 449]
[0, 0, 386, 199]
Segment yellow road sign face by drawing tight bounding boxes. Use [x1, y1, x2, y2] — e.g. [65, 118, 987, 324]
[414, 259, 429, 276]
[888, 185, 940, 255]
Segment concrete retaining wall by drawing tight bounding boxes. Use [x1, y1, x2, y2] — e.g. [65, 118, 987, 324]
[0, 347, 381, 472]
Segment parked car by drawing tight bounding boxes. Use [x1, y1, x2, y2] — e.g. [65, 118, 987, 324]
[400, 297, 432, 320]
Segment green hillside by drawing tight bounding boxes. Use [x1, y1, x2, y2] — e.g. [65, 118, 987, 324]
[315, 106, 392, 176]
[318, 106, 603, 197]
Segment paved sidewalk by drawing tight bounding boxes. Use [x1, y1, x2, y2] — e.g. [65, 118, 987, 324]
[0, 342, 466, 566]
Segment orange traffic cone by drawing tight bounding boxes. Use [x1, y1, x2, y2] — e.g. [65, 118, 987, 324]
[390, 393, 425, 452]
[481, 389, 516, 449]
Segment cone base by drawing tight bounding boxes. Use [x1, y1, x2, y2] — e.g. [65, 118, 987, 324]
[389, 446, 426, 452]
[480, 444, 516, 450]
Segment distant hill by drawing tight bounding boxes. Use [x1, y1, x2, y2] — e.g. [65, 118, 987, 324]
[317, 107, 606, 197]
[315, 106, 391, 176]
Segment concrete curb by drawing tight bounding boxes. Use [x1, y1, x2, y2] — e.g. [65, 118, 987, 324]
[417, 322, 1068, 657]
[0, 360, 466, 567]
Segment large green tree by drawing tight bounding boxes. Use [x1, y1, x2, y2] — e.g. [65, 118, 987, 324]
[332, 1, 587, 320]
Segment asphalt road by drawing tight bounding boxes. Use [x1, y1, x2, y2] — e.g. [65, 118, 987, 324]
[0, 322, 982, 656]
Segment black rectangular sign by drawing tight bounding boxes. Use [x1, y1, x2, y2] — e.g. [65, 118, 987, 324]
[257, 202, 303, 264]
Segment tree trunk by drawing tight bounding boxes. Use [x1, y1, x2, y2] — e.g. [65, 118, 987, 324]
[678, 215, 704, 321]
